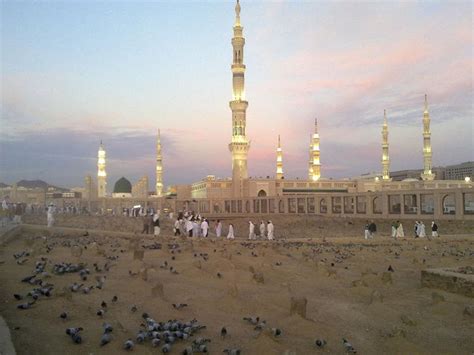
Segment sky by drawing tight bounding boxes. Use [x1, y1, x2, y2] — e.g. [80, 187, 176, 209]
[1, 0, 472, 190]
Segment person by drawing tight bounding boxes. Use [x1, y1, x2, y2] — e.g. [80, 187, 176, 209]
[186, 218, 193, 237]
[414, 221, 420, 238]
[153, 213, 160, 236]
[267, 220, 274, 240]
[248, 221, 256, 240]
[368, 221, 376, 239]
[141, 215, 150, 234]
[364, 221, 370, 240]
[192, 219, 200, 237]
[259, 221, 266, 239]
[215, 220, 222, 237]
[47, 203, 55, 228]
[431, 221, 439, 238]
[227, 224, 235, 240]
[201, 218, 209, 237]
[391, 221, 398, 238]
[419, 221, 426, 238]
[174, 219, 181, 236]
[396, 221, 404, 238]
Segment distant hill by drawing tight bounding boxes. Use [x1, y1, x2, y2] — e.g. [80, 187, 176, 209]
[0, 182, 10, 188]
[16, 180, 69, 192]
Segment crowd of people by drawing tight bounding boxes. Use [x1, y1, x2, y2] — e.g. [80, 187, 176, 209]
[364, 220, 440, 240]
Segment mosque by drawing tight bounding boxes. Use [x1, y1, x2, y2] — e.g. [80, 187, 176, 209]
[81, 1, 472, 220]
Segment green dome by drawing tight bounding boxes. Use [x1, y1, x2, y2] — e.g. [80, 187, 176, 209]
[113, 177, 132, 193]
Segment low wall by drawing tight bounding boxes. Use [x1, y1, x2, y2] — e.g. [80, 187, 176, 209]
[421, 268, 474, 298]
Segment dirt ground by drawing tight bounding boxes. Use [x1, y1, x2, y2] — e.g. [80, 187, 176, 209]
[0, 216, 473, 354]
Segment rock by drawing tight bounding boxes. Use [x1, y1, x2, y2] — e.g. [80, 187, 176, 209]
[290, 296, 307, 318]
[370, 290, 384, 303]
[253, 272, 265, 284]
[431, 292, 445, 304]
[133, 250, 145, 261]
[463, 305, 474, 317]
[400, 315, 417, 326]
[381, 272, 392, 285]
[71, 245, 82, 257]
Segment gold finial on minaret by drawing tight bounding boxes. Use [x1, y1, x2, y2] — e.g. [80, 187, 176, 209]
[156, 129, 163, 197]
[381, 109, 390, 181]
[235, 0, 241, 24]
[276, 134, 283, 179]
[421, 94, 435, 180]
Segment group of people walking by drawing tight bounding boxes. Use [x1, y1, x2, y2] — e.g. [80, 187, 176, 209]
[248, 220, 275, 240]
[364, 220, 439, 239]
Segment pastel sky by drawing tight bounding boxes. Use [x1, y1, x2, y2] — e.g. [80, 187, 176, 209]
[1, 0, 472, 189]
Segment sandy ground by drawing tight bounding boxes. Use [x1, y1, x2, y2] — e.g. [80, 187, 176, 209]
[0, 217, 473, 354]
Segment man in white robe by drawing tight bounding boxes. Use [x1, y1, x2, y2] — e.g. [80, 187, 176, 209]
[248, 221, 256, 240]
[215, 220, 222, 237]
[227, 224, 235, 240]
[419, 222, 426, 238]
[47, 204, 55, 228]
[259, 221, 266, 239]
[201, 219, 209, 237]
[267, 221, 274, 240]
[186, 219, 193, 237]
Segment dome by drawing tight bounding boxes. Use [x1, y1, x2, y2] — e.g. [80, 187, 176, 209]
[113, 177, 132, 193]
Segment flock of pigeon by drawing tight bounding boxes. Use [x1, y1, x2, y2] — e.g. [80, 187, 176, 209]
[6, 232, 369, 354]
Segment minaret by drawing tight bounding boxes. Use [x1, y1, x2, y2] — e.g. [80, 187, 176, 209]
[228, 0, 250, 197]
[156, 129, 163, 197]
[381, 109, 391, 181]
[309, 119, 321, 181]
[97, 141, 107, 198]
[276, 135, 283, 179]
[421, 94, 435, 180]
[308, 134, 313, 180]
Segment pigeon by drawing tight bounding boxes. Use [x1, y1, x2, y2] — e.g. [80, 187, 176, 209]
[66, 327, 83, 336]
[123, 339, 134, 350]
[173, 303, 188, 310]
[195, 344, 208, 353]
[254, 320, 267, 331]
[17, 301, 35, 309]
[101, 301, 108, 308]
[131, 305, 138, 313]
[136, 331, 146, 343]
[72, 333, 82, 344]
[220, 326, 227, 338]
[100, 333, 112, 346]
[217, 272, 223, 278]
[388, 265, 394, 272]
[69, 283, 84, 292]
[60, 312, 68, 320]
[315, 339, 327, 348]
[13, 294, 23, 300]
[271, 328, 282, 337]
[182, 346, 194, 354]
[243, 316, 259, 325]
[112, 295, 118, 302]
[223, 350, 241, 355]
[152, 338, 161, 347]
[162, 343, 172, 353]
[103, 323, 113, 333]
[96, 309, 105, 316]
[342, 338, 356, 353]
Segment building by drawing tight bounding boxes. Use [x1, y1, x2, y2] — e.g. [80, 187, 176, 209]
[445, 161, 474, 180]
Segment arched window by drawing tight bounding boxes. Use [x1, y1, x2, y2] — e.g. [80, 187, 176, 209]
[257, 190, 267, 197]
[320, 198, 327, 213]
[442, 194, 455, 214]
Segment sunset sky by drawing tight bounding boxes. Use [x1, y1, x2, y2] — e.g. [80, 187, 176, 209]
[1, 0, 472, 189]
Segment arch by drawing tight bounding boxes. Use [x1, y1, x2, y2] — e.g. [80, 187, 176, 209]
[278, 199, 285, 213]
[257, 189, 267, 197]
[373, 196, 382, 214]
[320, 198, 327, 213]
[442, 194, 455, 215]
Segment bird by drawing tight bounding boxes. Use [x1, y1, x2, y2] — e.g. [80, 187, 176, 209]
[152, 338, 161, 347]
[101, 301, 108, 308]
[172, 303, 188, 310]
[13, 294, 23, 300]
[342, 338, 357, 353]
[315, 339, 327, 348]
[388, 265, 394, 272]
[243, 316, 259, 325]
[220, 326, 227, 338]
[100, 333, 111, 346]
[254, 320, 267, 331]
[123, 339, 134, 350]
[17, 301, 35, 310]
[223, 350, 241, 355]
[131, 305, 138, 312]
[72, 333, 82, 344]
[66, 327, 83, 336]
[69, 283, 83, 292]
[136, 331, 146, 343]
[60, 312, 68, 320]
[82, 286, 93, 294]
[103, 323, 113, 333]
[217, 272, 223, 278]
[112, 295, 118, 302]
[182, 346, 193, 354]
[271, 328, 282, 337]
[162, 343, 172, 353]
[96, 309, 105, 317]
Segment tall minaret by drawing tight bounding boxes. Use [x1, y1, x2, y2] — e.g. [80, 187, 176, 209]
[228, 0, 250, 197]
[308, 134, 313, 180]
[421, 94, 435, 180]
[276, 135, 283, 179]
[97, 141, 107, 198]
[156, 129, 163, 197]
[381, 109, 391, 181]
[309, 119, 321, 181]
